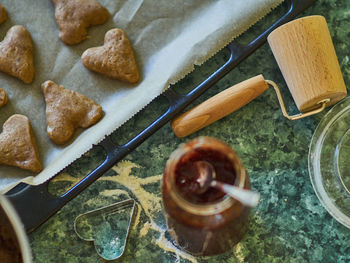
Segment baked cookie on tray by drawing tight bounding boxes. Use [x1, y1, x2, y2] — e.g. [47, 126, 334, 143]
[41, 80, 103, 145]
[52, 0, 109, 45]
[0, 114, 42, 173]
[81, 28, 139, 83]
[0, 25, 34, 84]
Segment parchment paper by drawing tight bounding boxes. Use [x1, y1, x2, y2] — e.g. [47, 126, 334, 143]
[0, 0, 283, 192]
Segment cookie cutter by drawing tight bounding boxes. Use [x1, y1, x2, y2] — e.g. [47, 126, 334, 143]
[74, 199, 135, 261]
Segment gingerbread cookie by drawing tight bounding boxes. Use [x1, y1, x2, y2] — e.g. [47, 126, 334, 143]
[0, 88, 8, 107]
[0, 4, 7, 24]
[52, 0, 109, 45]
[42, 80, 103, 144]
[0, 25, 34, 84]
[81, 28, 139, 83]
[0, 114, 42, 173]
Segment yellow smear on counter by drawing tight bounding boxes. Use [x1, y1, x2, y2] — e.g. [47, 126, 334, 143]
[50, 173, 78, 184]
[103, 161, 162, 218]
[131, 203, 142, 230]
[100, 189, 130, 198]
[234, 243, 245, 263]
[156, 232, 197, 263]
[139, 222, 151, 237]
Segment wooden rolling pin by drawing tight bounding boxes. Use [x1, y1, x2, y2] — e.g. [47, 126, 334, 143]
[171, 75, 268, 138]
[267, 15, 347, 112]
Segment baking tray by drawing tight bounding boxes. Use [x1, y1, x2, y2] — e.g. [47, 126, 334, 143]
[6, 0, 315, 233]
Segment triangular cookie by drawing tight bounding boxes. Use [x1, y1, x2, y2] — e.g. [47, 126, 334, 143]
[0, 25, 34, 84]
[0, 114, 42, 173]
[42, 80, 103, 144]
[52, 0, 109, 45]
[81, 28, 139, 83]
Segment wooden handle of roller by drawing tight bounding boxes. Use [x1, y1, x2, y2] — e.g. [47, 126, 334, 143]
[171, 75, 268, 138]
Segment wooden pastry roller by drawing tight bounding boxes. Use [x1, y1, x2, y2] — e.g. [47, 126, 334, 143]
[171, 15, 347, 138]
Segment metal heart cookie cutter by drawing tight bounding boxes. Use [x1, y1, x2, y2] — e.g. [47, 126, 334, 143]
[74, 199, 135, 261]
[171, 15, 347, 137]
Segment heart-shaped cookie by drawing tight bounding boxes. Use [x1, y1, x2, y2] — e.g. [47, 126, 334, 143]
[81, 28, 139, 83]
[42, 80, 103, 145]
[52, 0, 109, 45]
[0, 114, 42, 173]
[0, 25, 34, 84]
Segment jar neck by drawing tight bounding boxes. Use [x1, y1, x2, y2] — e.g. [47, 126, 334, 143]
[166, 137, 247, 216]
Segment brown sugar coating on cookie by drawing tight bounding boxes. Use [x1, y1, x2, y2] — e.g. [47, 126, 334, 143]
[0, 114, 42, 173]
[42, 80, 103, 144]
[0, 4, 7, 24]
[52, 0, 109, 45]
[0, 88, 8, 107]
[0, 25, 34, 84]
[81, 28, 139, 83]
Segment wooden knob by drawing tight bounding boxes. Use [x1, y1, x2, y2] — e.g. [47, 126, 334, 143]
[171, 75, 268, 138]
[268, 15, 347, 112]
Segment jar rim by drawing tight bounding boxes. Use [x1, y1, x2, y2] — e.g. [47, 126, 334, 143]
[165, 137, 247, 216]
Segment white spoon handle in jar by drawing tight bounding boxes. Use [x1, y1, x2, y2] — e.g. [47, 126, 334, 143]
[211, 180, 260, 207]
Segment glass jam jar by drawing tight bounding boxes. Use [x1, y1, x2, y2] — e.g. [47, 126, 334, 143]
[162, 137, 250, 256]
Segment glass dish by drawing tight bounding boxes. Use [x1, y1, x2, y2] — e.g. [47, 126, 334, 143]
[309, 96, 350, 229]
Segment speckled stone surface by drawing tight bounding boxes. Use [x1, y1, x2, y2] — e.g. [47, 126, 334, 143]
[29, 1, 350, 262]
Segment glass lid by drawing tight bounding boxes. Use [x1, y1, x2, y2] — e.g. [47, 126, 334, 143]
[309, 96, 350, 229]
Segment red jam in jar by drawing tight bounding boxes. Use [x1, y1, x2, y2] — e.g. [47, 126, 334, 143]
[162, 137, 250, 256]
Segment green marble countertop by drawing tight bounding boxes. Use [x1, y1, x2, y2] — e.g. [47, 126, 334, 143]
[30, 1, 350, 262]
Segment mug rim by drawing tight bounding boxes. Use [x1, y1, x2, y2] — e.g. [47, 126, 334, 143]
[0, 195, 32, 263]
